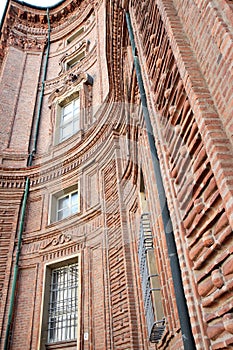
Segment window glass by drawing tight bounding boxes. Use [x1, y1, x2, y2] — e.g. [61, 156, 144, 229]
[57, 190, 79, 221]
[59, 98, 80, 142]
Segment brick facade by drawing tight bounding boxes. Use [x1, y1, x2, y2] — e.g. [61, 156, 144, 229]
[0, 1, 233, 349]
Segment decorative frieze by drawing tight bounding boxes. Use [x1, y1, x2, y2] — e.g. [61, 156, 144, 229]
[7, 30, 47, 51]
[22, 233, 72, 254]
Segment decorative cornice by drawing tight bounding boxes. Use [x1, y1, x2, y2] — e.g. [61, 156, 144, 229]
[7, 29, 47, 51]
[44, 45, 97, 94]
[106, 0, 125, 101]
[0, 0, 96, 63]
[0, 101, 122, 189]
[48, 70, 93, 107]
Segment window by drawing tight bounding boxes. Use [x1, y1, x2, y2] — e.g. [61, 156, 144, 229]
[57, 190, 78, 221]
[48, 263, 79, 343]
[40, 257, 80, 349]
[66, 52, 85, 70]
[50, 185, 80, 224]
[67, 27, 84, 44]
[138, 213, 165, 343]
[59, 97, 80, 142]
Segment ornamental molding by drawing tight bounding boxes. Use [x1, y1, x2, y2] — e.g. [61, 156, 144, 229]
[22, 233, 74, 255]
[44, 45, 97, 94]
[48, 70, 93, 107]
[7, 29, 47, 51]
[59, 39, 90, 73]
[9, 1, 92, 29]
[40, 233, 72, 250]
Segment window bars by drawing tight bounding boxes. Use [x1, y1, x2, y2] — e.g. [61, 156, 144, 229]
[138, 213, 165, 343]
[48, 263, 79, 343]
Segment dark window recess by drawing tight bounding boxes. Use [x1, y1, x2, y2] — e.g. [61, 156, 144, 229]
[138, 213, 165, 343]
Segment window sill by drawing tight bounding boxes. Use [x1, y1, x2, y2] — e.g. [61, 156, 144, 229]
[46, 340, 77, 349]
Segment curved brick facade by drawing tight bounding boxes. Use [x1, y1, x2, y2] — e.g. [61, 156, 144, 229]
[0, 1, 233, 349]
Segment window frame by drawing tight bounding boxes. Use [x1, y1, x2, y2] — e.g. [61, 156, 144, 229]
[49, 184, 80, 224]
[67, 27, 85, 45]
[56, 188, 79, 222]
[57, 95, 81, 144]
[39, 255, 81, 350]
[66, 52, 85, 70]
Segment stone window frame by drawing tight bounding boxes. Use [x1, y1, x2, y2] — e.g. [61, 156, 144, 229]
[66, 51, 86, 70]
[60, 40, 90, 73]
[49, 72, 93, 146]
[66, 27, 85, 45]
[39, 255, 81, 350]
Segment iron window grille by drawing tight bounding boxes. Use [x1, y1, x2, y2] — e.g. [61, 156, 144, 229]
[60, 97, 80, 142]
[138, 213, 165, 343]
[48, 263, 79, 343]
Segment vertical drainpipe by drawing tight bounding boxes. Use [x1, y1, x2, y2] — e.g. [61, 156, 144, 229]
[125, 10, 196, 350]
[3, 9, 51, 350]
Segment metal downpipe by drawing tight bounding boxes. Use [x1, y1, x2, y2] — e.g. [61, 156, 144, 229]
[3, 9, 51, 350]
[28, 8, 51, 166]
[125, 11, 196, 350]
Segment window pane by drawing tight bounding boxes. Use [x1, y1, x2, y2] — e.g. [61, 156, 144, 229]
[63, 103, 73, 115]
[57, 208, 69, 221]
[71, 192, 78, 213]
[59, 98, 80, 142]
[58, 196, 69, 210]
[71, 192, 78, 204]
[61, 123, 73, 140]
[56, 191, 78, 221]
[73, 98, 80, 109]
[62, 112, 73, 124]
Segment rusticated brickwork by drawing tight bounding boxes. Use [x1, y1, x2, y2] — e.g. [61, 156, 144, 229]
[10, 267, 37, 349]
[131, 1, 233, 348]
[103, 159, 132, 348]
[173, 0, 233, 145]
[0, 207, 16, 301]
[1, 0, 233, 349]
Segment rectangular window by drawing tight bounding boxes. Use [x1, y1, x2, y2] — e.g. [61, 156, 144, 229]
[39, 257, 81, 349]
[49, 185, 80, 224]
[57, 190, 79, 221]
[48, 263, 79, 343]
[66, 52, 85, 70]
[60, 98, 80, 142]
[67, 28, 84, 44]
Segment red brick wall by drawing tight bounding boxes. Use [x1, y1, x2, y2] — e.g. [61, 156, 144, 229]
[173, 0, 233, 143]
[129, 0, 233, 349]
[1, 1, 233, 350]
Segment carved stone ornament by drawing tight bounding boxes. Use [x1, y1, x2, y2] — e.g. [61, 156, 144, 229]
[48, 70, 93, 107]
[59, 39, 90, 74]
[7, 30, 47, 51]
[40, 233, 72, 250]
